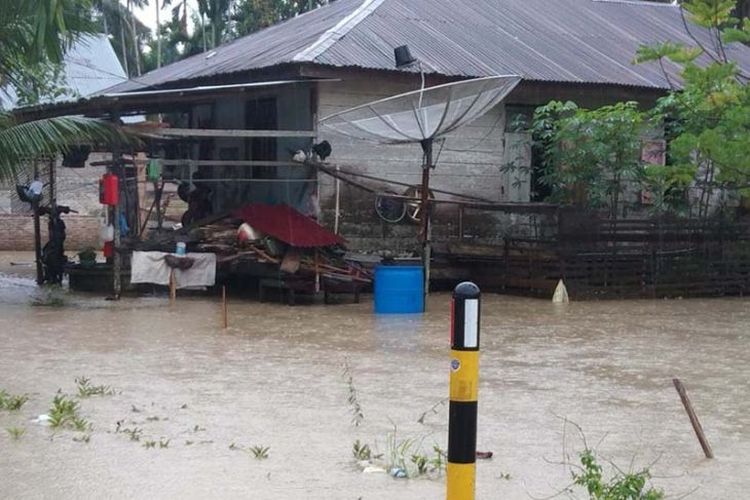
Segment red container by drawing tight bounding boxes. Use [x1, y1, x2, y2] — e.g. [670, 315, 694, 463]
[103, 241, 114, 258]
[99, 174, 119, 206]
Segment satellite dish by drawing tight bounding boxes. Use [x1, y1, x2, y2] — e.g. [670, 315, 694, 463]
[319, 75, 521, 299]
[319, 75, 521, 146]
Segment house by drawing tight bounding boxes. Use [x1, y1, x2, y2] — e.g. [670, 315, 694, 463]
[14, 0, 750, 256]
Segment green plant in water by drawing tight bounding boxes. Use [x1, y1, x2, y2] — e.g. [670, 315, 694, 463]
[0, 390, 29, 411]
[342, 359, 364, 426]
[573, 449, 664, 500]
[77, 248, 97, 267]
[429, 445, 447, 474]
[75, 376, 116, 398]
[72, 416, 92, 432]
[48, 394, 89, 430]
[31, 287, 66, 307]
[159, 438, 170, 448]
[411, 454, 429, 475]
[249, 445, 270, 460]
[121, 427, 142, 442]
[6, 427, 25, 440]
[352, 439, 382, 461]
[385, 425, 421, 477]
[73, 433, 90, 444]
[382, 425, 449, 478]
[143, 440, 156, 449]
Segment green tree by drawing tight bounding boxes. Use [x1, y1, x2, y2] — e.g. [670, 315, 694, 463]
[636, 0, 750, 218]
[229, 0, 333, 39]
[530, 101, 646, 218]
[93, 0, 151, 77]
[0, 0, 124, 181]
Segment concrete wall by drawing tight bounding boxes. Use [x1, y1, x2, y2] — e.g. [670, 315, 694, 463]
[0, 214, 100, 251]
[0, 155, 106, 251]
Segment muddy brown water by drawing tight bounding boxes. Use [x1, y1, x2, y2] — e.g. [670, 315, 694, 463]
[1, 253, 749, 499]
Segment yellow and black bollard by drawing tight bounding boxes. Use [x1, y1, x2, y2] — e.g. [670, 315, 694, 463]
[447, 282, 481, 500]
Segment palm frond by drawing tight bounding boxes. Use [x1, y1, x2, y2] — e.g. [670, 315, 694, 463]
[0, 114, 127, 181]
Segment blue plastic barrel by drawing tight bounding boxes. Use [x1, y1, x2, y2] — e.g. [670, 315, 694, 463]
[374, 265, 425, 314]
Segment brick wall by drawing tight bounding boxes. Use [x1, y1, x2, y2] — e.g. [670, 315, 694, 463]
[0, 214, 100, 251]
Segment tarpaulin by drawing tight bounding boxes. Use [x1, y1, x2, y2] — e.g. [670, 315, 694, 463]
[131, 251, 217, 288]
[235, 204, 346, 248]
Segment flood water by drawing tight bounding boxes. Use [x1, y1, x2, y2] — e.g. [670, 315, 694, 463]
[1, 252, 749, 499]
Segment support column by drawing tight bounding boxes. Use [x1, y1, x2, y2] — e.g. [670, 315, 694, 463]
[420, 139, 433, 303]
[111, 121, 122, 299]
[32, 161, 43, 285]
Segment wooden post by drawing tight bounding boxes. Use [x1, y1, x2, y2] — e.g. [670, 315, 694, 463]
[111, 118, 122, 299]
[458, 204, 464, 241]
[32, 161, 43, 284]
[47, 158, 56, 213]
[169, 269, 176, 302]
[222, 285, 228, 329]
[135, 152, 147, 238]
[155, 181, 164, 230]
[334, 165, 341, 235]
[420, 139, 433, 304]
[314, 249, 321, 293]
[673, 378, 714, 459]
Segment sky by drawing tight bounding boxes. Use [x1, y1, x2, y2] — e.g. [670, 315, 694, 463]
[133, 0, 199, 32]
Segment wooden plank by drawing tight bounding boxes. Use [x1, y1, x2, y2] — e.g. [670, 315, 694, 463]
[160, 159, 303, 168]
[157, 128, 316, 138]
[673, 378, 714, 459]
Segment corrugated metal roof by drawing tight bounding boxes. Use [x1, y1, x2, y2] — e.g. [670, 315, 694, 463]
[108, 0, 750, 93]
[1, 34, 127, 109]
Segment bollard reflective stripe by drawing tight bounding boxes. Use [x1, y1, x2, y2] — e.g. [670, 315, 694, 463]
[447, 281, 481, 500]
[451, 282, 481, 351]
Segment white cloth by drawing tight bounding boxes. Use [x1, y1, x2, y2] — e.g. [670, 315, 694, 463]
[131, 251, 216, 289]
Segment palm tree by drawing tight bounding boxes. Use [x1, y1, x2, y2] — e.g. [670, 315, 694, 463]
[92, 0, 151, 77]
[0, 0, 124, 181]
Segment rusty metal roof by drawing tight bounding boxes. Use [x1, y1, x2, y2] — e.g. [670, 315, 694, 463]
[108, 0, 750, 93]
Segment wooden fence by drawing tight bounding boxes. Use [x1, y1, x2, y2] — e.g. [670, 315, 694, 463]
[445, 210, 750, 299]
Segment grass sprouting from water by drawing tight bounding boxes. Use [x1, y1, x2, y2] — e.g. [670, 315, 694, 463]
[353, 426, 447, 479]
[6, 427, 25, 440]
[342, 358, 364, 426]
[353, 439, 382, 461]
[0, 390, 29, 411]
[230, 443, 271, 459]
[73, 433, 91, 444]
[75, 376, 116, 398]
[249, 445, 270, 460]
[30, 287, 67, 307]
[49, 394, 81, 429]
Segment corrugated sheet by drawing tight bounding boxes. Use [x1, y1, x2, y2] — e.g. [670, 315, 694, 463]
[108, 0, 750, 93]
[235, 204, 346, 248]
[1, 34, 127, 109]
